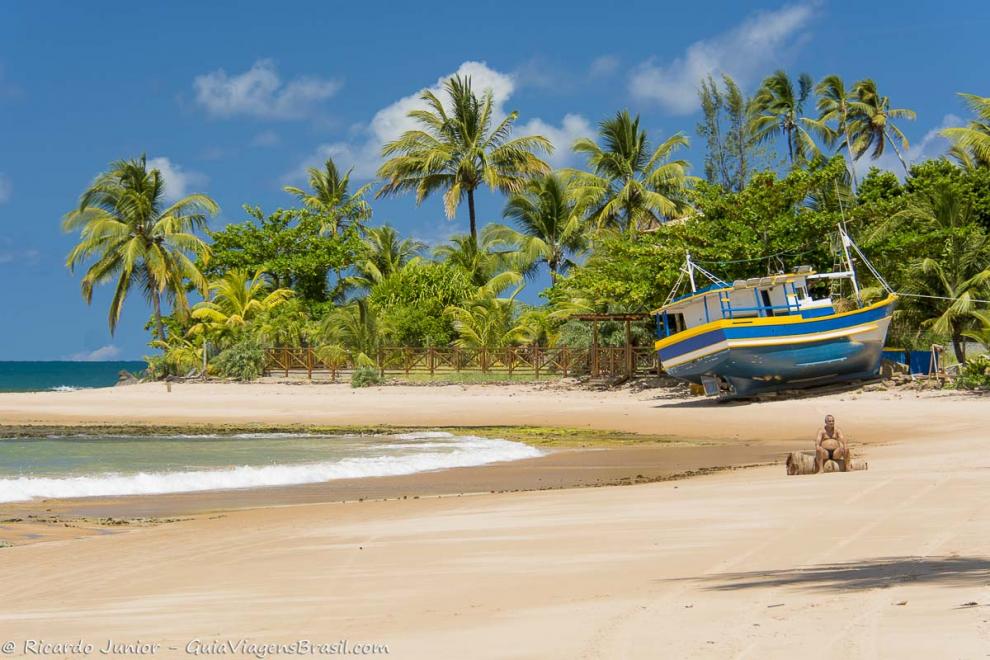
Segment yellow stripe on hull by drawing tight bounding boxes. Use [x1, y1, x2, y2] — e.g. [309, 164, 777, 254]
[654, 294, 897, 352]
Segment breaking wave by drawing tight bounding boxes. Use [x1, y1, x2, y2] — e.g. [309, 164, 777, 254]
[0, 434, 542, 503]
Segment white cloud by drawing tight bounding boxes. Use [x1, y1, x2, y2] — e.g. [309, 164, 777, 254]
[867, 114, 963, 177]
[147, 157, 208, 202]
[65, 345, 121, 362]
[193, 59, 341, 120]
[250, 130, 281, 148]
[287, 61, 588, 182]
[589, 55, 620, 78]
[630, 3, 817, 115]
[0, 173, 10, 203]
[517, 114, 593, 167]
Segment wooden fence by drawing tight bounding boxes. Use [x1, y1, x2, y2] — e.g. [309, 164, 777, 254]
[264, 346, 658, 380]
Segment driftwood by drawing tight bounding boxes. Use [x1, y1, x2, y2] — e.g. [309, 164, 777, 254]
[785, 451, 869, 475]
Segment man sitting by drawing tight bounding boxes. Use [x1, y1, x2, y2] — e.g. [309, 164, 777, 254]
[815, 414, 850, 472]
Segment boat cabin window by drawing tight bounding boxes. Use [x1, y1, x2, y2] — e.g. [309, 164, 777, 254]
[759, 290, 774, 317]
[660, 312, 686, 337]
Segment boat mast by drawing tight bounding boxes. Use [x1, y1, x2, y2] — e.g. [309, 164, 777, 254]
[838, 224, 862, 307]
[685, 252, 697, 293]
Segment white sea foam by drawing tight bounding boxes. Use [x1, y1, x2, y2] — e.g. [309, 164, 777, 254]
[0, 435, 542, 503]
[49, 385, 81, 392]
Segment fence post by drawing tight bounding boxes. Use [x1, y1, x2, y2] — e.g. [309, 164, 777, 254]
[534, 344, 541, 380]
[562, 346, 569, 377]
[429, 347, 435, 377]
[625, 319, 633, 378]
[378, 348, 384, 378]
[283, 347, 289, 377]
[307, 347, 313, 381]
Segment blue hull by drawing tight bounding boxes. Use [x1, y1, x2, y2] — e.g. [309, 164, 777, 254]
[657, 297, 896, 398]
[666, 337, 884, 397]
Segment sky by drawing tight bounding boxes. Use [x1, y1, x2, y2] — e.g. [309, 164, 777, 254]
[0, 0, 988, 360]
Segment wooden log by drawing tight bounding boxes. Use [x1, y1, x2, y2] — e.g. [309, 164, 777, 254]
[846, 458, 869, 471]
[822, 459, 841, 473]
[785, 451, 818, 475]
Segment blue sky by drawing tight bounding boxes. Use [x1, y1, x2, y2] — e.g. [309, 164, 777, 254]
[1, 0, 988, 360]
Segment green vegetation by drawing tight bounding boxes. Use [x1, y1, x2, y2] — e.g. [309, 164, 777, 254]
[350, 366, 384, 388]
[60, 73, 990, 383]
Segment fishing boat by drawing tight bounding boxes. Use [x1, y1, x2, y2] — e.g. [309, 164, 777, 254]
[652, 226, 897, 398]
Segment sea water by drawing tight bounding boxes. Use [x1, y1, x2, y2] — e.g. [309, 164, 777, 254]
[0, 431, 543, 503]
[0, 361, 146, 392]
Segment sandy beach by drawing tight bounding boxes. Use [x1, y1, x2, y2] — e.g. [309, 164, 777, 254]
[1, 382, 989, 658]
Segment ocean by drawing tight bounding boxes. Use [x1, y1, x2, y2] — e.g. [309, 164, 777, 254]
[0, 361, 147, 392]
[0, 431, 543, 503]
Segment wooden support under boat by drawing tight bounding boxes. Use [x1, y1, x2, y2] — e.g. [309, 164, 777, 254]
[785, 451, 868, 475]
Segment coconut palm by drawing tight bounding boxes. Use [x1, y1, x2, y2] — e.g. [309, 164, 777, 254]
[813, 74, 861, 187]
[433, 225, 524, 292]
[445, 288, 533, 349]
[942, 93, 990, 168]
[188, 269, 294, 341]
[567, 110, 691, 233]
[63, 155, 217, 339]
[352, 225, 426, 287]
[376, 75, 552, 243]
[283, 157, 372, 235]
[499, 174, 587, 283]
[320, 299, 393, 365]
[748, 70, 819, 166]
[892, 181, 990, 362]
[848, 79, 916, 172]
[962, 310, 990, 351]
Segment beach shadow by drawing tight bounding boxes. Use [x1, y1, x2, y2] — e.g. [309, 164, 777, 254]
[688, 556, 990, 593]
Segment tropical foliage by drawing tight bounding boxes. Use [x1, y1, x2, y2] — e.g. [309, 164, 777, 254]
[376, 75, 551, 242]
[63, 155, 217, 338]
[61, 71, 990, 382]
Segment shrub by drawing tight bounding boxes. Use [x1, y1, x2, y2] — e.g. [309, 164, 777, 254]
[957, 354, 990, 389]
[211, 339, 266, 381]
[351, 366, 383, 388]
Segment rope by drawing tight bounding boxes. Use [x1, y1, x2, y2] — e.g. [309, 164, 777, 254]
[893, 292, 990, 305]
[692, 245, 821, 266]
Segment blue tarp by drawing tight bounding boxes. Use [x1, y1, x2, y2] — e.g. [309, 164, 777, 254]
[882, 349, 934, 375]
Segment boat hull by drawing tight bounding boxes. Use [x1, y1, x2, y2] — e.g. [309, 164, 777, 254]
[656, 297, 896, 398]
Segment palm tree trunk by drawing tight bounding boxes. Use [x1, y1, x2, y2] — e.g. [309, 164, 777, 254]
[467, 188, 478, 244]
[886, 129, 910, 173]
[843, 121, 859, 191]
[952, 331, 966, 364]
[151, 290, 166, 341]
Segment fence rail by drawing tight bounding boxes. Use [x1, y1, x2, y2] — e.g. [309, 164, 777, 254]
[264, 346, 658, 380]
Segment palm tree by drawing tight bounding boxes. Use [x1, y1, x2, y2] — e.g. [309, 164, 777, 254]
[188, 269, 294, 341]
[848, 79, 916, 172]
[499, 174, 587, 284]
[445, 289, 533, 349]
[942, 93, 990, 168]
[320, 299, 393, 365]
[63, 155, 217, 339]
[813, 74, 860, 187]
[283, 157, 372, 235]
[567, 110, 691, 233]
[377, 75, 552, 243]
[892, 181, 990, 362]
[354, 225, 426, 287]
[748, 70, 819, 166]
[962, 309, 990, 351]
[433, 225, 523, 292]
